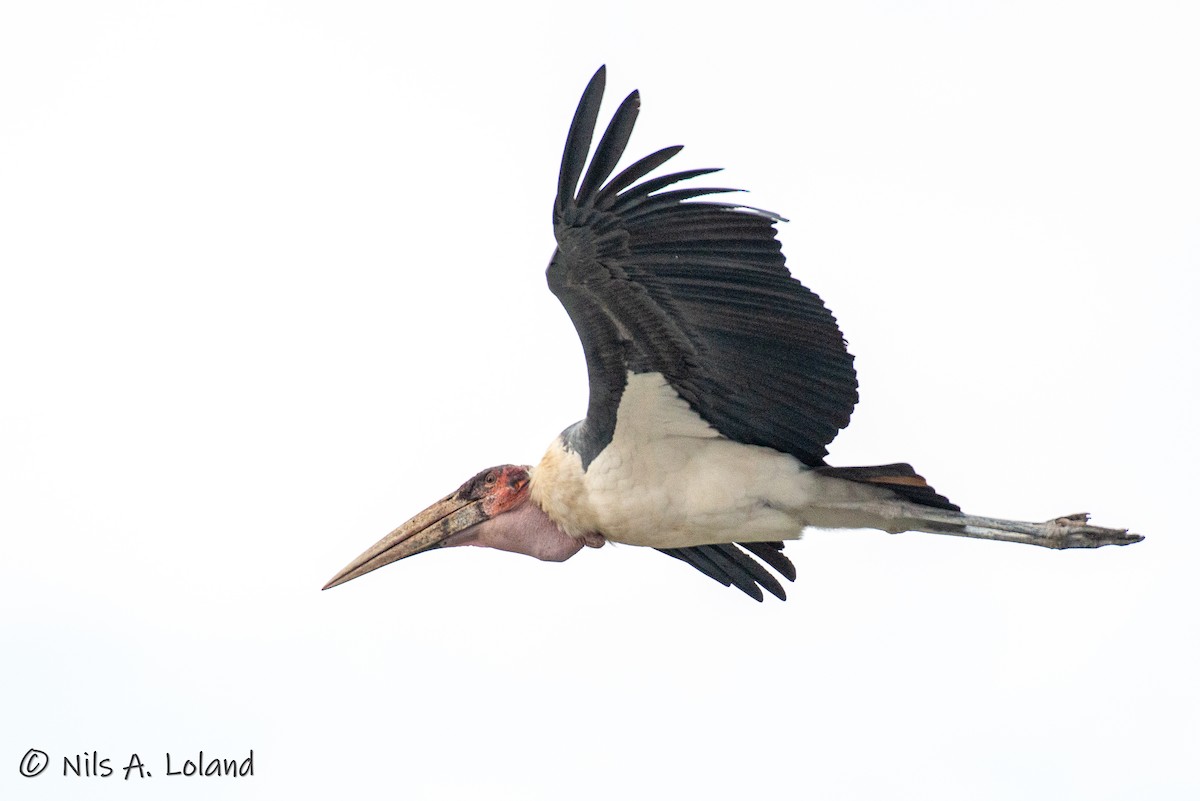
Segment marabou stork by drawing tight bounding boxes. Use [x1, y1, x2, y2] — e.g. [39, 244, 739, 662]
[323, 67, 1142, 601]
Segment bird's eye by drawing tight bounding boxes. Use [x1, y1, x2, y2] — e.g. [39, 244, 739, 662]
[485, 472, 497, 485]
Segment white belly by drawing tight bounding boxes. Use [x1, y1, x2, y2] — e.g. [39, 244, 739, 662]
[530, 372, 887, 548]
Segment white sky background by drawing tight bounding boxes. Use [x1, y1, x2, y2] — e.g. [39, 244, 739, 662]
[2, 1, 1197, 799]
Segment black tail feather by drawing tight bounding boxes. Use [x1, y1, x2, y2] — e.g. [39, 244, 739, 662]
[817, 463, 960, 511]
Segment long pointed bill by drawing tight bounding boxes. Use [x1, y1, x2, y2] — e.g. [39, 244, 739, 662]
[322, 494, 490, 590]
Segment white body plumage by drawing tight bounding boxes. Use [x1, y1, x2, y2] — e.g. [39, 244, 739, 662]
[530, 372, 895, 548]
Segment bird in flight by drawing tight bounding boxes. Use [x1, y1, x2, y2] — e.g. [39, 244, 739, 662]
[323, 67, 1142, 601]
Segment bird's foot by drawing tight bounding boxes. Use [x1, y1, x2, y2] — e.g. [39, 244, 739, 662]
[1040, 512, 1145, 550]
[815, 500, 1145, 550]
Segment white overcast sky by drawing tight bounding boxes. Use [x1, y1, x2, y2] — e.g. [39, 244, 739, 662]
[2, 2, 1197, 799]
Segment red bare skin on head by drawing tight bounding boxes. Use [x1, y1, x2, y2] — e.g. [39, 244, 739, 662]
[455, 464, 531, 516]
[445, 464, 601, 561]
[484, 465, 531, 516]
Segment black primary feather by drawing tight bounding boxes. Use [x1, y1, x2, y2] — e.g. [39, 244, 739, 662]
[657, 543, 795, 602]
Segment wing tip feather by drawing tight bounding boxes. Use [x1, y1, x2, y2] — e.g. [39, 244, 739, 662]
[657, 542, 796, 602]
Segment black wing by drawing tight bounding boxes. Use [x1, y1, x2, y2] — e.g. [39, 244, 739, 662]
[548, 68, 859, 601]
[549, 66, 858, 470]
[658, 541, 798, 602]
